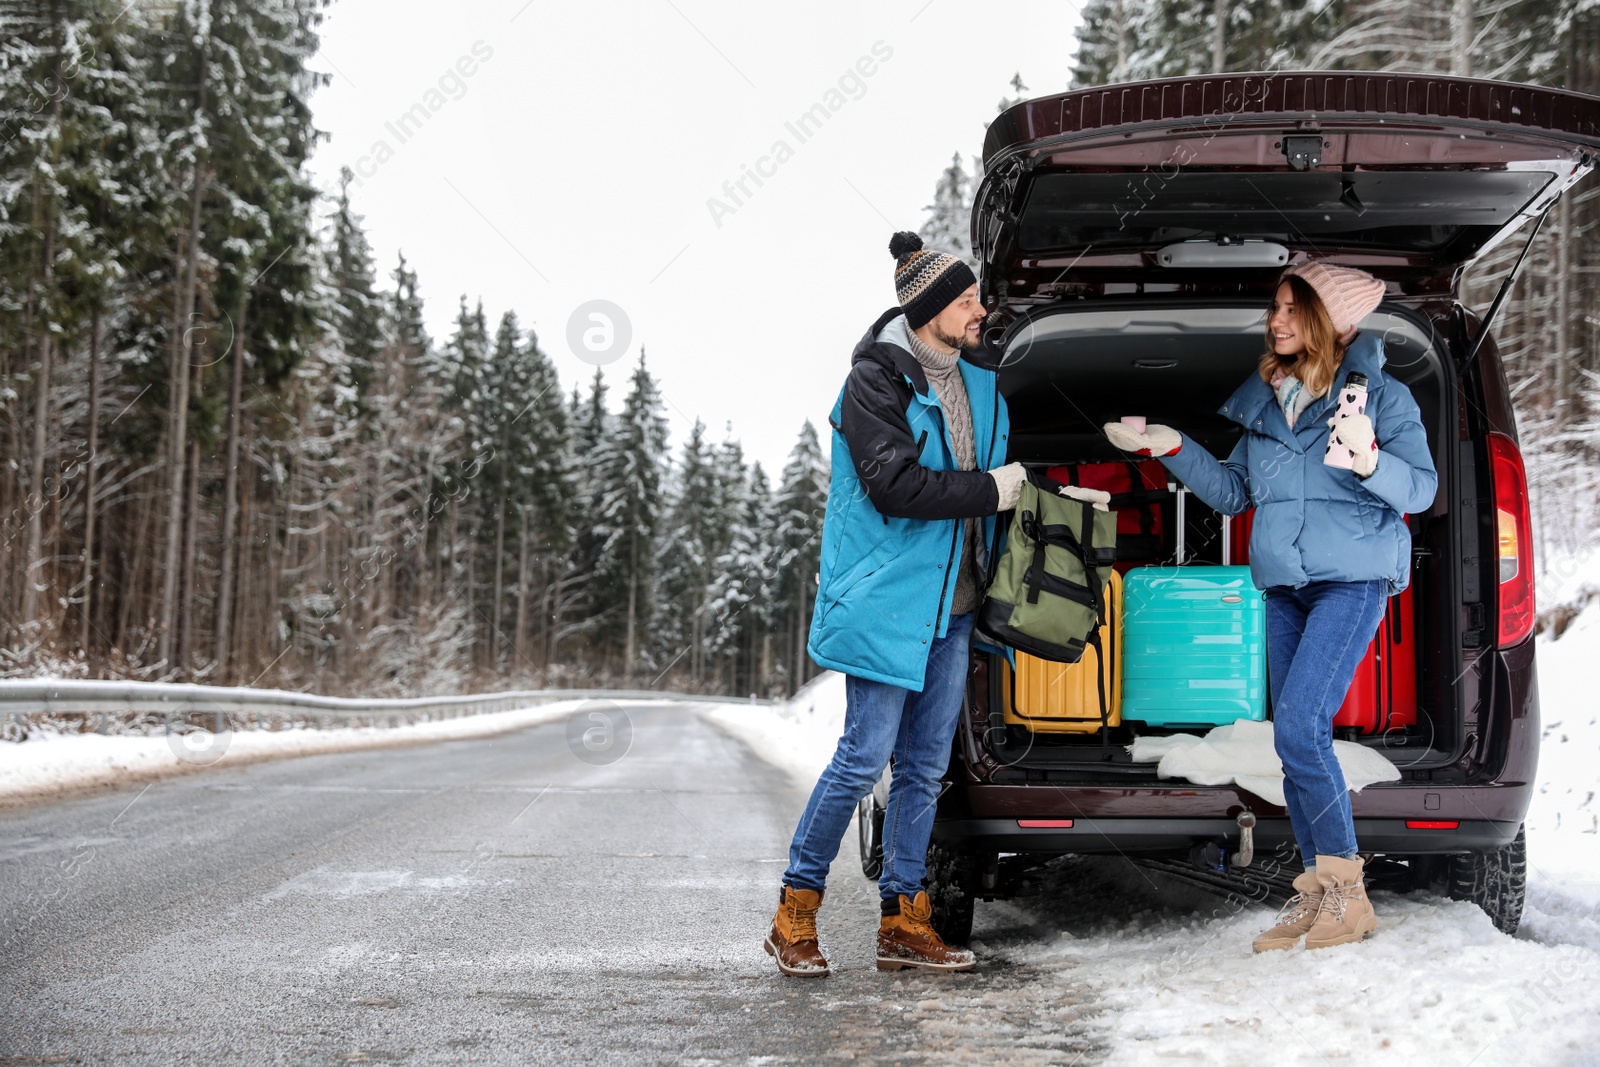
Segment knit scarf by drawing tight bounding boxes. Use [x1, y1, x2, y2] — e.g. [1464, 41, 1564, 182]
[905, 329, 975, 471]
[1270, 365, 1318, 429]
[906, 326, 980, 614]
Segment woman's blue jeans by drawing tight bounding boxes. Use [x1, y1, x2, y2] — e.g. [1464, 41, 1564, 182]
[783, 612, 974, 901]
[1264, 579, 1389, 867]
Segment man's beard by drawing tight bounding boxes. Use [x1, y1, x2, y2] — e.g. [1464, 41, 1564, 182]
[932, 320, 978, 351]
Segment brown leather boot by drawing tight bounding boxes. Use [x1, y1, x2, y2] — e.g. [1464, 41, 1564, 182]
[876, 891, 976, 972]
[1304, 854, 1378, 950]
[764, 885, 829, 977]
[1252, 869, 1324, 953]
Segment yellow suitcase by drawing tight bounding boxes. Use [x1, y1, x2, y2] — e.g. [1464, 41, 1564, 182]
[1000, 569, 1122, 733]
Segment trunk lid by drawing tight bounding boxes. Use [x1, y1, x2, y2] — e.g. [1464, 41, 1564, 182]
[975, 72, 1600, 303]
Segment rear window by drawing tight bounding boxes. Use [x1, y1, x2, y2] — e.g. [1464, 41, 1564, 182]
[1016, 170, 1553, 256]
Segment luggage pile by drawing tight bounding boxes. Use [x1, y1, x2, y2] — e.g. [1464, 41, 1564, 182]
[982, 460, 1418, 745]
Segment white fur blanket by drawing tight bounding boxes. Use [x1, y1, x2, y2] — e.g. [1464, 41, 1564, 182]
[1126, 719, 1401, 806]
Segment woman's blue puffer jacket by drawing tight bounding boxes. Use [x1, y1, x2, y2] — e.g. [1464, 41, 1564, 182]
[1159, 332, 1439, 595]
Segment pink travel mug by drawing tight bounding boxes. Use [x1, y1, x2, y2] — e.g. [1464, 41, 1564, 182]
[1323, 373, 1369, 470]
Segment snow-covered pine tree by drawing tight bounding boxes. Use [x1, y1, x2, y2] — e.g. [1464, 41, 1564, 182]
[652, 418, 716, 684]
[596, 351, 669, 680]
[772, 420, 828, 694]
[436, 296, 490, 668]
[327, 167, 384, 430]
[918, 152, 978, 269]
[563, 367, 616, 671]
[1072, 0, 1151, 86]
[515, 323, 574, 671]
[705, 459, 775, 696]
[364, 251, 465, 687]
[995, 71, 1030, 114]
[477, 309, 528, 671]
[702, 434, 750, 687]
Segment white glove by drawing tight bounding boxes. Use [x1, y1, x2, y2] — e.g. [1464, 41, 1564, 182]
[1057, 484, 1111, 512]
[988, 462, 1026, 511]
[1329, 412, 1379, 478]
[1103, 421, 1183, 458]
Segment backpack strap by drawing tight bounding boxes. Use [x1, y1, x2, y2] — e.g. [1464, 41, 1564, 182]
[1084, 625, 1110, 745]
[1024, 505, 1047, 605]
[1079, 493, 1103, 620]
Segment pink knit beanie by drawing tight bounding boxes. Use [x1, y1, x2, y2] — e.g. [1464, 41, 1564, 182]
[1280, 262, 1386, 338]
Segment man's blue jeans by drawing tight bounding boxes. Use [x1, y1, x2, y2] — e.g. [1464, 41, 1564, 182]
[784, 612, 974, 901]
[1264, 579, 1389, 867]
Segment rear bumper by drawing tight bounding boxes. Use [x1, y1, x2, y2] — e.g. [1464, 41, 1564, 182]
[932, 815, 1522, 856]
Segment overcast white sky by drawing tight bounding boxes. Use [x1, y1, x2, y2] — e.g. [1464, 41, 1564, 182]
[307, 0, 1086, 476]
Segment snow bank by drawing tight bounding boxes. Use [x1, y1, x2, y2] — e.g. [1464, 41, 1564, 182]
[701, 670, 846, 788]
[1128, 719, 1400, 805]
[982, 857, 1600, 1067]
[0, 698, 608, 804]
[1523, 598, 1600, 954]
[1537, 543, 1600, 616]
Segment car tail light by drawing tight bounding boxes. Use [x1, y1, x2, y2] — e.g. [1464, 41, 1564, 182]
[1017, 819, 1074, 828]
[1487, 432, 1534, 647]
[1405, 820, 1460, 829]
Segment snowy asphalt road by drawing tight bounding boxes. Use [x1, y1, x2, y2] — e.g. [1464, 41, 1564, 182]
[2, 703, 1106, 1065]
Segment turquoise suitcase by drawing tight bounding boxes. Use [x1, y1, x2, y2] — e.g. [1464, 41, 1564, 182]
[1121, 565, 1266, 726]
[1120, 482, 1266, 726]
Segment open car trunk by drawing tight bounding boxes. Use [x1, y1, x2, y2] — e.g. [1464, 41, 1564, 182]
[972, 300, 1464, 781]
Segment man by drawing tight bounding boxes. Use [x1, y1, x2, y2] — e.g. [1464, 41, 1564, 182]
[763, 232, 1025, 977]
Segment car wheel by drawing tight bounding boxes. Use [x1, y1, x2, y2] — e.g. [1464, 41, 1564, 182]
[924, 841, 978, 945]
[857, 794, 884, 880]
[1445, 824, 1527, 936]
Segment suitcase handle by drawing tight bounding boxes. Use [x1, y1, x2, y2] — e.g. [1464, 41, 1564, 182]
[1169, 481, 1187, 564]
[1167, 480, 1235, 567]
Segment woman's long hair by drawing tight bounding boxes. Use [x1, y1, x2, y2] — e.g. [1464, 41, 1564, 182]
[1258, 274, 1348, 399]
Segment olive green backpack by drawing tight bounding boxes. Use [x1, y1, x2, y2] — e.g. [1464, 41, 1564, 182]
[977, 467, 1119, 664]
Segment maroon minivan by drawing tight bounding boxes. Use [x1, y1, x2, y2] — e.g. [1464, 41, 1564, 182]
[856, 71, 1599, 939]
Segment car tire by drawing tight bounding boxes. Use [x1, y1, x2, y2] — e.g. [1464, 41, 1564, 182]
[1445, 823, 1527, 936]
[924, 841, 978, 945]
[857, 794, 884, 880]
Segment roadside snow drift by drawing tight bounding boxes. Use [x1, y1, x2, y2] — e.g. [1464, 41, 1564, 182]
[0, 699, 605, 803]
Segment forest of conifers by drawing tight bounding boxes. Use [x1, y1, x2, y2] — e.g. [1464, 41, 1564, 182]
[4, 0, 1597, 696]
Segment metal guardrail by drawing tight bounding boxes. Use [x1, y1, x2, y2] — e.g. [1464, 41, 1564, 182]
[0, 680, 777, 735]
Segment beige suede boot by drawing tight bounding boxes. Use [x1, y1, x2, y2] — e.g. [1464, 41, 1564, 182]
[1304, 855, 1378, 950]
[1252, 869, 1325, 952]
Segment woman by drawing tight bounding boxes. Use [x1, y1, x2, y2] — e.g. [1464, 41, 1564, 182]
[1103, 262, 1439, 951]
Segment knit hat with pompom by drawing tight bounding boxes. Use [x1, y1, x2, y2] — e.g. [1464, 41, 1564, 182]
[890, 231, 977, 329]
[1280, 261, 1386, 338]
